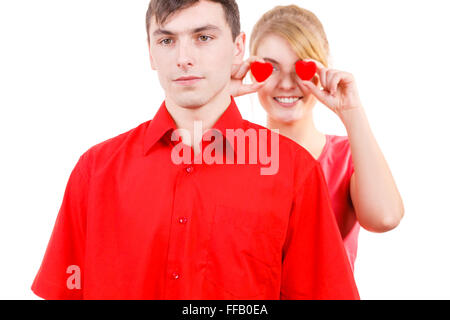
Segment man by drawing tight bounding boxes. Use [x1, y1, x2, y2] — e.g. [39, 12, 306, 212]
[31, 0, 359, 299]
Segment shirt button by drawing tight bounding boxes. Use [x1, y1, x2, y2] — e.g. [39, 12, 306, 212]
[179, 217, 188, 224]
[172, 272, 180, 280]
[186, 166, 193, 173]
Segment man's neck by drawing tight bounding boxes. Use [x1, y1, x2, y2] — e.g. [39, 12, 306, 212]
[164, 89, 231, 152]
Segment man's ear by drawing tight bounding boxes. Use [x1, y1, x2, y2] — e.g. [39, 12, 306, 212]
[232, 32, 246, 65]
[148, 39, 157, 70]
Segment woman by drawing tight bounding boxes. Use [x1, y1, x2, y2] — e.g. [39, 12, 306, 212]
[230, 5, 404, 271]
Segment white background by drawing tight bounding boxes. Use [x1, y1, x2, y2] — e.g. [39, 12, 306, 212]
[1, 0, 449, 299]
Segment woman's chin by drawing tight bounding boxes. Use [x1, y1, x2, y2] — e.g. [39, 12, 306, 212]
[261, 101, 306, 125]
[269, 106, 303, 124]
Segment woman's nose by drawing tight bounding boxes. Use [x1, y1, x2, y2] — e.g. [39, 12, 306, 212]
[277, 73, 297, 91]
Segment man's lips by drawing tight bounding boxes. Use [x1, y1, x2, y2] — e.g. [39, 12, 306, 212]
[173, 76, 204, 86]
[175, 76, 203, 81]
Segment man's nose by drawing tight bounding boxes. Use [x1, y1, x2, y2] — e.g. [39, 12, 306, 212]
[176, 40, 195, 70]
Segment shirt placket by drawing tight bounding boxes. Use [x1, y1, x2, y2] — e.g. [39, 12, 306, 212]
[163, 143, 199, 299]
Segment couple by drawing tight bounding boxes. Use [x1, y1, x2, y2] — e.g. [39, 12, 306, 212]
[31, 0, 404, 300]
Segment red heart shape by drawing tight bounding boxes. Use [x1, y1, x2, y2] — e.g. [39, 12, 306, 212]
[250, 61, 273, 82]
[295, 60, 317, 81]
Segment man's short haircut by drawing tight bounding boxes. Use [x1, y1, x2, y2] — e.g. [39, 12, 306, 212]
[146, 0, 241, 43]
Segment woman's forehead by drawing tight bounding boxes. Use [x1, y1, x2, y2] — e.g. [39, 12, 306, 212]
[257, 34, 299, 64]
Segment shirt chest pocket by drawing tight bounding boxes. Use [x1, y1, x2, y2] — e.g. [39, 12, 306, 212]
[205, 204, 283, 299]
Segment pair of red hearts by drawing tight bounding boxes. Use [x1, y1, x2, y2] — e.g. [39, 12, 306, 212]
[250, 60, 317, 83]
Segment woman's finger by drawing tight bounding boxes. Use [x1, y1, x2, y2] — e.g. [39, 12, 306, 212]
[328, 72, 341, 96]
[324, 70, 337, 94]
[235, 60, 252, 79]
[302, 81, 330, 105]
[231, 63, 241, 77]
[318, 66, 328, 91]
[236, 81, 267, 97]
[296, 78, 311, 96]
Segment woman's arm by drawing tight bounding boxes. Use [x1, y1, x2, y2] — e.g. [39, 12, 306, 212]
[298, 59, 404, 233]
[342, 107, 404, 233]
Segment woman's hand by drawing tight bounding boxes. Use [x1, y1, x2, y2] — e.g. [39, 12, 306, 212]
[230, 56, 269, 97]
[297, 59, 364, 119]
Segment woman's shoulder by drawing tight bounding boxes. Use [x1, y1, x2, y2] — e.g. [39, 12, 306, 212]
[327, 134, 350, 146]
[319, 134, 353, 177]
[323, 134, 351, 157]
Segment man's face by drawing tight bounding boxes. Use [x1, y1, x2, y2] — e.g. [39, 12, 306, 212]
[148, 0, 244, 109]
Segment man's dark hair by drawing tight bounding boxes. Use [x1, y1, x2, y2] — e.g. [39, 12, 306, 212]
[146, 0, 241, 43]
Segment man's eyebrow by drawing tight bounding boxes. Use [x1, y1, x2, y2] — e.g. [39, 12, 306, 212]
[153, 24, 222, 37]
[192, 24, 221, 33]
[153, 28, 175, 37]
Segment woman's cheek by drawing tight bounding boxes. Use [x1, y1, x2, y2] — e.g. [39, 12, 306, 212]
[257, 88, 273, 113]
[256, 74, 275, 103]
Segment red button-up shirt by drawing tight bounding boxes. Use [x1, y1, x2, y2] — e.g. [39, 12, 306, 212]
[31, 96, 359, 300]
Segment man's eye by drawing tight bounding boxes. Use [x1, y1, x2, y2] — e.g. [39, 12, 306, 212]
[160, 39, 173, 45]
[198, 35, 212, 42]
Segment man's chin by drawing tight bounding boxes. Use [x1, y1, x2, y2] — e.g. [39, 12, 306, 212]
[171, 93, 212, 109]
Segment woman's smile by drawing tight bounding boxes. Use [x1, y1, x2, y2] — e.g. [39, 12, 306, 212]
[273, 96, 303, 108]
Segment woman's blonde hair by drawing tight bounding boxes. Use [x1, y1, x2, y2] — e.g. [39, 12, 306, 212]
[250, 5, 330, 68]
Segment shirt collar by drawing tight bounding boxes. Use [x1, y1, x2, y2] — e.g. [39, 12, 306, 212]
[143, 96, 244, 156]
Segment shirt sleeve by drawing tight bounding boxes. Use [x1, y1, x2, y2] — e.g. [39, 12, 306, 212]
[280, 158, 360, 300]
[31, 152, 90, 300]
